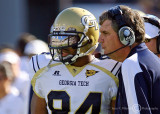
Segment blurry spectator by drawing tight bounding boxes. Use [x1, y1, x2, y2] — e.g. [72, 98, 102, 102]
[16, 33, 37, 57]
[138, 0, 160, 18]
[21, 39, 49, 75]
[24, 39, 49, 59]
[23, 39, 49, 114]
[0, 62, 25, 114]
[0, 48, 30, 114]
[16, 33, 37, 72]
[143, 14, 160, 57]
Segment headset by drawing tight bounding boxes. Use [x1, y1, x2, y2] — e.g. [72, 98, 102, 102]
[108, 6, 135, 46]
[143, 15, 160, 54]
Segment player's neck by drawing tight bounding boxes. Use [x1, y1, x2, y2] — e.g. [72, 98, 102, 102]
[71, 55, 95, 67]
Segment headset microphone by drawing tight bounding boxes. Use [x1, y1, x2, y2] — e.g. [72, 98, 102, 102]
[95, 41, 130, 59]
[104, 41, 130, 56]
[95, 53, 110, 59]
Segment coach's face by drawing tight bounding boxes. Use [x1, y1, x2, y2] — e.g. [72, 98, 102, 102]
[98, 20, 124, 60]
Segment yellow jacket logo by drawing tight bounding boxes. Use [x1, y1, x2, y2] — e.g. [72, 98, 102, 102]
[85, 70, 99, 78]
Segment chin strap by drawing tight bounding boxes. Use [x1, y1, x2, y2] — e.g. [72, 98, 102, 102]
[68, 42, 99, 64]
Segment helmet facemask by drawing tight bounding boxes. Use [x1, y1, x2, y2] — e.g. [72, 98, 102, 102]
[48, 29, 90, 65]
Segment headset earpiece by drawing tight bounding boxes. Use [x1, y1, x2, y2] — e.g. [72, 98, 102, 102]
[119, 26, 135, 46]
[108, 6, 135, 46]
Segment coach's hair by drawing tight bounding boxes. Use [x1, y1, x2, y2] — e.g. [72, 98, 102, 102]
[99, 5, 145, 43]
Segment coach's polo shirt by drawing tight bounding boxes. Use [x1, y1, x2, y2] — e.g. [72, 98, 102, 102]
[115, 43, 160, 114]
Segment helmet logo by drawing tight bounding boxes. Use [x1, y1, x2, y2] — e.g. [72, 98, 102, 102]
[81, 15, 98, 30]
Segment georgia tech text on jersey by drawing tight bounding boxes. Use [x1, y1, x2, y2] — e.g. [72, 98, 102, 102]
[59, 80, 89, 86]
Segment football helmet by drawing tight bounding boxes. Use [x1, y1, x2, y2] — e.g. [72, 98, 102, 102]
[48, 7, 99, 64]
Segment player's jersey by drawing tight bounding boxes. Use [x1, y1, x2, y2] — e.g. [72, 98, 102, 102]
[29, 53, 121, 114]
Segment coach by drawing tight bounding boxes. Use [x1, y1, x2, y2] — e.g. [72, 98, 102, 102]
[98, 5, 160, 114]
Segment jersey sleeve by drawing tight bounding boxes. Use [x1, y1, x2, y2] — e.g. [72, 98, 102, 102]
[31, 62, 61, 98]
[28, 53, 52, 80]
[28, 54, 48, 98]
[29, 53, 59, 98]
[31, 66, 47, 98]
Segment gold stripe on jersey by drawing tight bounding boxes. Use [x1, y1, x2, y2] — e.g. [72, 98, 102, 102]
[31, 63, 62, 98]
[89, 63, 119, 86]
[65, 64, 86, 77]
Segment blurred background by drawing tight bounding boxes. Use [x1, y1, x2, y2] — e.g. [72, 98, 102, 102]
[1, 0, 160, 48]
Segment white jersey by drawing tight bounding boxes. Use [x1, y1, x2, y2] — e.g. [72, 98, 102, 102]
[0, 87, 25, 114]
[29, 53, 121, 114]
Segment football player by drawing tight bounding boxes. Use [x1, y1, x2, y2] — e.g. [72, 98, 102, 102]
[29, 7, 121, 114]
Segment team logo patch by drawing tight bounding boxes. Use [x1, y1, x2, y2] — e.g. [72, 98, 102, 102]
[85, 70, 99, 78]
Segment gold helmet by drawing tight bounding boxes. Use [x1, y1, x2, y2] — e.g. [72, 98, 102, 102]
[48, 7, 99, 64]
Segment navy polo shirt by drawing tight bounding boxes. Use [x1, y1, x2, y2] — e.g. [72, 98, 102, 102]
[115, 43, 160, 114]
